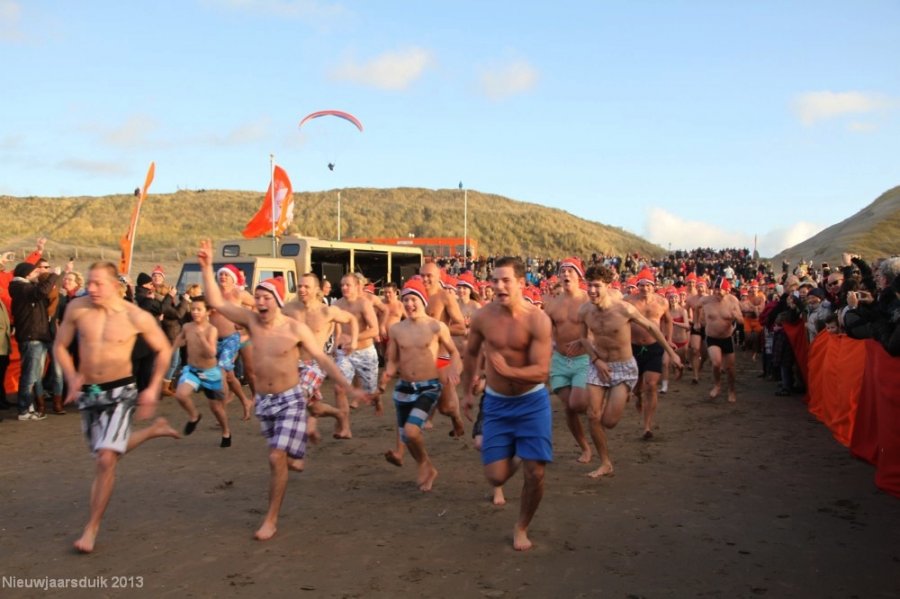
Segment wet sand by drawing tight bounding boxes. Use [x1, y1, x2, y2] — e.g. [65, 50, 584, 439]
[2, 353, 898, 598]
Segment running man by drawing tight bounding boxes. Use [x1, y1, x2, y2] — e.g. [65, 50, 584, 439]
[334, 272, 381, 428]
[420, 261, 467, 437]
[576, 266, 683, 478]
[543, 257, 592, 463]
[624, 268, 675, 439]
[378, 277, 461, 492]
[54, 261, 180, 553]
[699, 276, 744, 403]
[198, 241, 363, 541]
[461, 257, 553, 551]
[283, 273, 359, 441]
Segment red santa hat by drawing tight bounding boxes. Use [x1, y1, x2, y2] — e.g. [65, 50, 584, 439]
[401, 276, 429, 307]
[218, 264, 245, 287]
[611, 279, 621, 290]
[364, 283, 376, 294]
[558, 257, 585, 279]
[685, 272, 698, 283]
[256, 276, 285, 307]
[151, 265, 165, 277]
[636, 267, 655, 286]
[626, 276, 638, 289]
[713, 276, 732, 292]
[457, 271, 477, 291]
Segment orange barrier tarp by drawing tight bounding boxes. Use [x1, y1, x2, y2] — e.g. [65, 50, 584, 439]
[865, 340, 900, 498]
[806, 332, 866, 447]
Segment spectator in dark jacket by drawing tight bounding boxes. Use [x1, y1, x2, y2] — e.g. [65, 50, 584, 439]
[9, 261, 58, 419]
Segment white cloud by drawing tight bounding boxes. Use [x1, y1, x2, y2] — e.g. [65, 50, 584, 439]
[478, 59, 539, 101]
[57, 158, 129, 176]
[847, 121, 877, 133]
[0, 0, 24, 42]
[199, 117, 271, 146]
[100, 115, 160, 147]
[329, 47, 433, 90]
[201, 0, 347, 20]
[643, 207, 824, 257]
[791, 91, 892, 126]
[0, 133, 25, 150]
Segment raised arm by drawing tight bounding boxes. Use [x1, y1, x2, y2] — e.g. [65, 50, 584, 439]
[197, 239, 252, 328]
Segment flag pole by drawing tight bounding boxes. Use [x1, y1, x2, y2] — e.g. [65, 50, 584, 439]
[337, 190, 342, 241]
[270, 154, 276, 257]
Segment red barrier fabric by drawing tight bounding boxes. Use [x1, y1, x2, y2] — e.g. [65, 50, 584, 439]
[806, 332, 866, 447]
[866, 340, 900, 499]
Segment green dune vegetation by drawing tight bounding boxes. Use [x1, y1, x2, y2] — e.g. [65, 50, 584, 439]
[0, 187, 664, 266]
[771, 185, 900, 267]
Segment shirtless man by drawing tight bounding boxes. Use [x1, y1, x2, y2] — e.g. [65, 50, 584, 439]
[542, 257, 592, 463]
[334, 272, 381, 429]
[461, 257, 553, 551]
[455, 271, 481, 357]
[54, 262, 179, 553]
[378, 277, 460, 492]
[420, 261, 467, 437]
[199, 242, 362, 540]
[699, 277, 744, 403]
[684, 275, 709, 384]
[742, 281, 764, 358]
[575, 266, 682, 477]
[378, 283, 404, 341]
[624, 268, 676, 439]
[212, 265, 254, 420]
[283, 273, 359, 441]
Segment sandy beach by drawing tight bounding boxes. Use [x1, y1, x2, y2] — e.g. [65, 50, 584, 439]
[2, 352, 898, 598]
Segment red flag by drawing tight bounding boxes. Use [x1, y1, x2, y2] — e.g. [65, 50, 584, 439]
[119, 161, 155, 275]
[243, 165, 294, 238]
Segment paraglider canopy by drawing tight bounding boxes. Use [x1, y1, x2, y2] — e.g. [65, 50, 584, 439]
[298, 110, 364, 132]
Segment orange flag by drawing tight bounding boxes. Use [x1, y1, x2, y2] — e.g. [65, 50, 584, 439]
[119, 161, 156, 275]
[243, 165, 294, 239]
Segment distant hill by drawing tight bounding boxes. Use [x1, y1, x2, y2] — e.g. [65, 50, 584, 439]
[0, 187, 665, 264]
[772, 186, 900, 267]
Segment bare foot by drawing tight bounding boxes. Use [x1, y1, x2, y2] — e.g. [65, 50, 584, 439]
[492, 487, 506, 506]
[587, 462, 614, 478]
[423, 419, 434, 431]
[513, 525, 533, 551]
[384, 449, 403, 467]
[709, 385, 721, 400]
[642, 430, 654, 440]
[349, 400, 359, 410]
[150, 417, 181, 439]
[417, 464, 438, 492]
[333, 431, 352, 440]
[254, 521, 277, 541]
[576, 448, 592, 464]
[373, 395, 384, 417]
[308, 428, 322, 445]
[727, 391, 737, 404]
[450, 416, 465, 438]
[73, 527, 99, 554]
[240, 398, 253, 421]
[288, 458, 304, 472]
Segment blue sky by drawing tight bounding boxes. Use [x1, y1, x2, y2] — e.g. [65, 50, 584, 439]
[2, 1, 899, 257]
